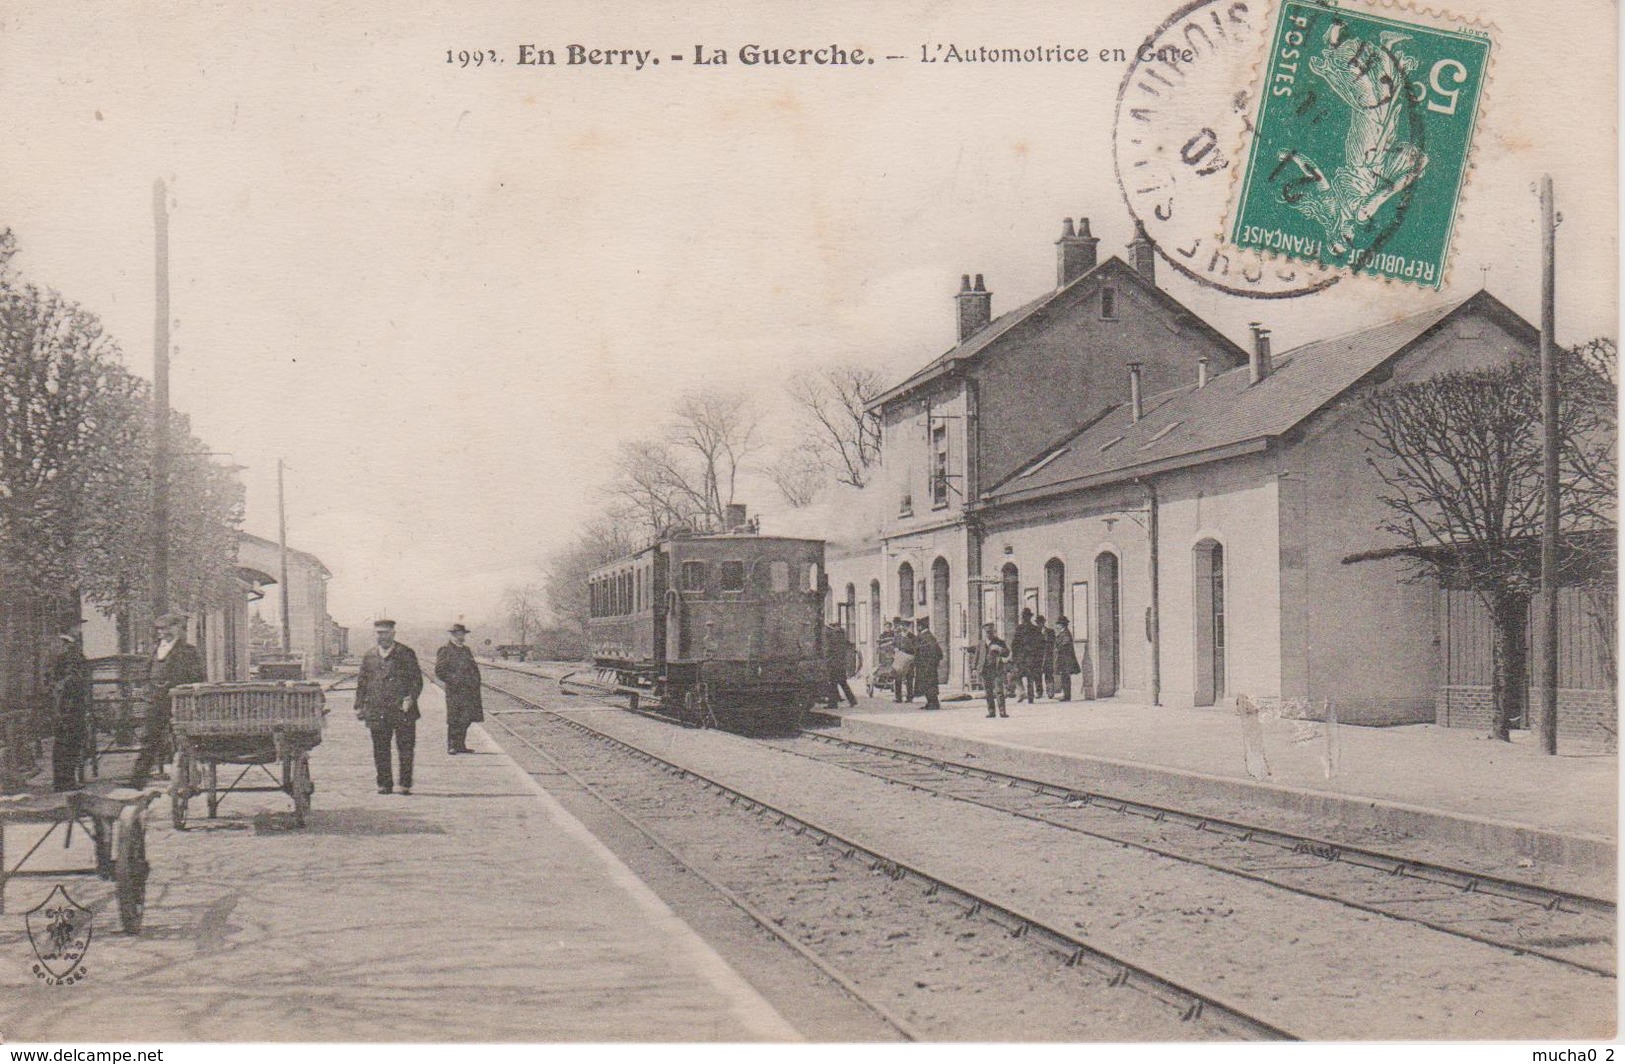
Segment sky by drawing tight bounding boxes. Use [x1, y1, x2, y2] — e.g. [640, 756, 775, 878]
[0, 0, 1614, 630]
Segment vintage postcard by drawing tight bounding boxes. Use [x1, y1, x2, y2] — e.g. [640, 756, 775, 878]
[0, 0, 1615, 1055]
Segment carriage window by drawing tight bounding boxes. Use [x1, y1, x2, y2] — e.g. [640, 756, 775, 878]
[769, 561, 790, 593]
[681, 560, 708, 592]
[720, 560, 746, 592]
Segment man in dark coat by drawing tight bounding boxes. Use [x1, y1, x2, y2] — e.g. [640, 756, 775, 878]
[356, 619, 424, 794]
[1037, 615, 1056, 698]
[823, 623, 858, 708]
[50, 618, 92, 791]
[435, 623, 484, 754]
[132, 613, 205, 786]
[1053, 616, 1082, 701]
[1010, 608, 1042, 704]
[911, 619, 944, 710]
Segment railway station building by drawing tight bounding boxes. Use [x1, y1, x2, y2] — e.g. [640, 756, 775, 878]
[827, 228, 1615, 743]
[826, 218, 1247, 690]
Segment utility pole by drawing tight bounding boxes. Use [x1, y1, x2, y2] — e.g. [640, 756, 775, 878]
[1538, 174, 1560, 755]
[278, 458, 292, 654]
[152, 179, 171, 617]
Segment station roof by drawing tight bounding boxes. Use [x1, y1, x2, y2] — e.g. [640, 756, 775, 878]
[868, 256, 1247, 412]
[985, 290, 1536, 506]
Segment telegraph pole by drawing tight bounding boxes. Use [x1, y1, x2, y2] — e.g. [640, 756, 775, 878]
[278, 458, 292, 654]
[1538, 175, 1559, 755]
[152, 179, 171, 616]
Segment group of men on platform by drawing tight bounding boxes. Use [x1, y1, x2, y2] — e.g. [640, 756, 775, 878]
[819, 607, 1085, 721]
[46, 612, 486, 799]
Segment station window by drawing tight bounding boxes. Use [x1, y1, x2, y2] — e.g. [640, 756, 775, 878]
[681, 560, 708, 592]
[932, 423, 949, 508]
[720, 560, 746, 592]
[769, 561, 790, 593]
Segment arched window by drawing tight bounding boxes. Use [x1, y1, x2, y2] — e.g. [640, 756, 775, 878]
[1193, 539, 1226, 706]
[1094, 552, 1121, 698]
[1001, 562, 1020, 638]
[1044, 558, 1066, 622]
[897, 562, 916, 619]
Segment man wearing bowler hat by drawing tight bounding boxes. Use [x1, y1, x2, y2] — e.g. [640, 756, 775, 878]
[355, 619, 423, 794]
[133, 613, 205, 786]
[435, 623, 483, 754]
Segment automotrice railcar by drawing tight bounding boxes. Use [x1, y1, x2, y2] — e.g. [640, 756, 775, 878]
[586, 521, 827, 729]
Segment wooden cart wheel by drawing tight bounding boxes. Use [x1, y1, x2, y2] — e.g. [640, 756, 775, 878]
[291, 752, 313, 827]
[205, 760, 220, 818]
[171, 749, 192, 831]
[114, 806, 149, 935]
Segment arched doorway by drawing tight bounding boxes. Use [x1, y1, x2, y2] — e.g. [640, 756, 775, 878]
[1095, 552, 1121, 698]
[1044, 558, 1066, 622]
[1193, 539, 1226, 706]
[1001, 562, 1020, 639]
[930, 557, 951, 682]
[897, 562, 916, 620]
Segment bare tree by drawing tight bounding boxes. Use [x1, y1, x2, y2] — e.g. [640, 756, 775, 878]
[1359, 345, 1615, 741]
[786, 365, 884, 489]
[766, 442, 827, 508]
[610, 389, 762, 532]
[501, 584, 545, 653]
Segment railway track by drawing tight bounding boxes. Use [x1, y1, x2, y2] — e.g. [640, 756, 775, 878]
[760, 731, 1619, 979]
[490, 661, 1617, 980]
[477, 670, 1297, 1041]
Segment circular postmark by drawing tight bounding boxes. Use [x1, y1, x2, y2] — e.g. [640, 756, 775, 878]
[1114, 0, 1340, 298]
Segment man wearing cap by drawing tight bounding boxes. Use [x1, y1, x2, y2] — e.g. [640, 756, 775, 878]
[355, 619, 424, 794]
[132, 613, 205, 786]
[435, 623, 483, 755]
[50, 617, 92, 791]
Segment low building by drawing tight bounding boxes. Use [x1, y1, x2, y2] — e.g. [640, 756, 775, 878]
[976, 290, 1612, 740]
[237, 532, 334, 674]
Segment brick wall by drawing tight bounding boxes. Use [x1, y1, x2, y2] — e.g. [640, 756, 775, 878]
[1437, 685, 1617, 750]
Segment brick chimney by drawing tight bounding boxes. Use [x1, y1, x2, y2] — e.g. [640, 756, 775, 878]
[957, 273, 991, 342]
[1248, 323, 1273, 384]
[1128, 219, 1156, 283]
[1128, 362, 1144, 422]
[1056, 217, 1099, 288]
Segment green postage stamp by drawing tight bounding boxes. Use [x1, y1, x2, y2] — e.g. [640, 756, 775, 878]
[1229, 1, 1492, 289]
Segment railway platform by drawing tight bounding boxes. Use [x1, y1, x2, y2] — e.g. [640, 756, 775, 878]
[0, 677, 798, 1042]
[825, 692, 1618, 882]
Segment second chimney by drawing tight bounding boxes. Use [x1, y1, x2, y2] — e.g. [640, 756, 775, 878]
[1128, 362, 1144, 422]
[1056, 217, 1100, 288]
[1248, 323, 1273, 384]
[1197, 357, 1210, 389]
[957, 274, 992, 342]
[1128, 219, 1156, 283]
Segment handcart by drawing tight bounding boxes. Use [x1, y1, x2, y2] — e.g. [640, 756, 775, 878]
[168, 682, 326, 829]
[867, 643, 911, 698]
[0, 786, 158, 934]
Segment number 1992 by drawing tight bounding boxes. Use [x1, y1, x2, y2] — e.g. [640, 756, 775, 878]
[447, 49, 500, 68]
